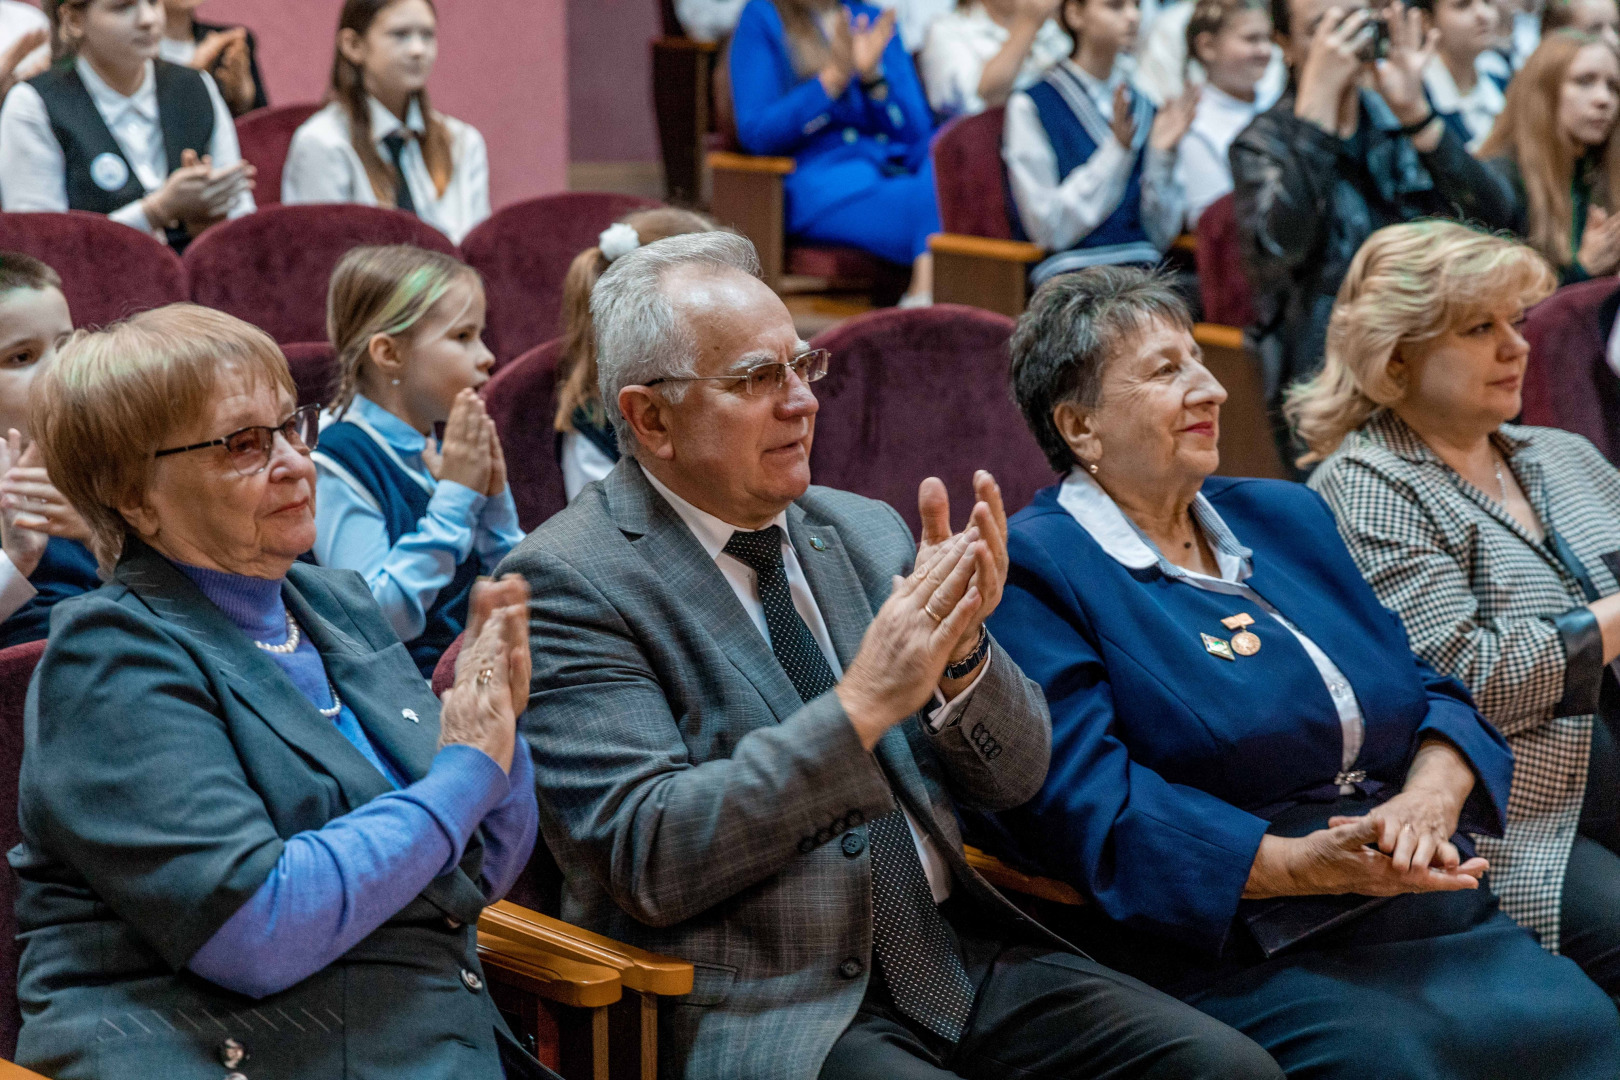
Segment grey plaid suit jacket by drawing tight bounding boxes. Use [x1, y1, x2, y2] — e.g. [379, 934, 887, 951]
[498, 459, 1057, 1080]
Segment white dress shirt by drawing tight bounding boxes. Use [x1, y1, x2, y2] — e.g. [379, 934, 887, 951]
[1058, 468, 1368, 790]
[560, 431, 618, 503]
[0, 1, 48, 77]
[282, 96, 491, 245]
[918, 4, 1071, 118]
[0, 550, 35, 625]
[1133, 0, 1287, 107]
[1003, 58, 1184, 259]
[1176, 81, 1274, 229]
[1422, 54, 1505, 151]
[642, 466, 990, 903]
[156, 35, 198, 66]
[0, 56, 253, 236]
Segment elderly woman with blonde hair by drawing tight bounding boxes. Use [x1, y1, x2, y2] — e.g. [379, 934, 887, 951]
[1300, 219, 1620, 1000]
[12, 303, 554, 1079]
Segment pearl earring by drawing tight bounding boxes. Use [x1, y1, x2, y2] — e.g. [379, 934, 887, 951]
[1088, 462, 1099, 474]
[391, 378, 401, 386]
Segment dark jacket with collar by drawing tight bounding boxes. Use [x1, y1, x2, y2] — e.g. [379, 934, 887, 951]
[1231, 90, 1518, 405]
[498, 458, 1056, 1080]
[9, 539, 525, 1080]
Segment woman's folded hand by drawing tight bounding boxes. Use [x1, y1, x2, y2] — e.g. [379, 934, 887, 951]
[438, 574, 531, 773]
[1243, 820, 1488, 900]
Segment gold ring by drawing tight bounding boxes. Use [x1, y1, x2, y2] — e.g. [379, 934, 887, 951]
[476, 667, 495, 687]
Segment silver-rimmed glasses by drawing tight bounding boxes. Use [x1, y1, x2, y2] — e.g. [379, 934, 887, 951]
[645, 348, 830, 397]
[154, 403, 322, 476]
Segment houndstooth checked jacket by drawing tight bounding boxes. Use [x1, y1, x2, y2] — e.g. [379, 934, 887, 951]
[1310, 411, 1620, 953]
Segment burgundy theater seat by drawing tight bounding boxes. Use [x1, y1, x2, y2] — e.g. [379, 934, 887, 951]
[460, 193, 660, 365]
[481, 338, 568, 531]
[0, 638, 47, 1059]
[0, 212, 187, 328]
[183, 204, 460, 344]
[933, 106, 1018, 241]
[1195, 194, 1256, 329]
[808, 305, 1056, 535]
[234, 103, 322, 208]
[283, 341, 338, 407]
[1521, 277, 1620, 465]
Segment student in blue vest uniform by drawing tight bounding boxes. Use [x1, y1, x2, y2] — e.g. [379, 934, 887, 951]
[312, 246, 522, 678]
[1003, 0, 1198, 285]
[729, 0, 941, 304]
[0, 254, 99, 650]
[0, 0, 254, 254]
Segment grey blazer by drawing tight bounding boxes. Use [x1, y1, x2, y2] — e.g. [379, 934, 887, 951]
[499, 459, 1057, 1080]
[9, 539, 530, 1079]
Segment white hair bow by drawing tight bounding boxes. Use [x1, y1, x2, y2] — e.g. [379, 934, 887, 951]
[599, 222, 642, 263]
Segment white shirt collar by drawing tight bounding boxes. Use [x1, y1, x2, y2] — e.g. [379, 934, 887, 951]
[1421, 54, 1503, 113]
[641, 465, 791, 562]
[1058, 56, 1130, 107]
[1055, 466, 1248, 582]
[76, 56, 157, 125]
[366, 94, 427, 145]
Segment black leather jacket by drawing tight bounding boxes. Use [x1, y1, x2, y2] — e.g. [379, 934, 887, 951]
[1231, 89, 1517, 404]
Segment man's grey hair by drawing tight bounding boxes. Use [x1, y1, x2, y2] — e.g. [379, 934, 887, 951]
[591, 231, 764, 451]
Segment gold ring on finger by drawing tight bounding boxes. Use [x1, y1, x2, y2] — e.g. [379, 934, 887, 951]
[477, 667, 495, 687]
[923, 605, 945, 624]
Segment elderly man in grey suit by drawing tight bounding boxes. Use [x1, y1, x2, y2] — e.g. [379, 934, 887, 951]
[500, 232, 1281, 1080]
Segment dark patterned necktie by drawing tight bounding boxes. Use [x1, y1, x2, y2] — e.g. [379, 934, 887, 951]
[722, 526, 976, 1042]
[381, 131, 418, 216]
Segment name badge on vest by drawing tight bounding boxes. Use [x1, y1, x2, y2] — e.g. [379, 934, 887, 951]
[90, 152, 130, 192]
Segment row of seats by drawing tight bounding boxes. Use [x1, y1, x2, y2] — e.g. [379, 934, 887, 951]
[0, 194, 657, 364]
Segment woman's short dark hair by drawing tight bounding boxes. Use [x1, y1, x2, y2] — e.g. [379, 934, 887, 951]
[0, 251, 62, 296]
[1009, 266, 1194, 473]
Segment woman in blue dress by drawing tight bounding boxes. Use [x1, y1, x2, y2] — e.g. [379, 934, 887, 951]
[977, 264, 1620, 1077]
[728, 0, 940, 304]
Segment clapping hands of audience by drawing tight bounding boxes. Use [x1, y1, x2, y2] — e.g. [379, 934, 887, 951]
[1149, 85, 1201, 152]
[438, 574, 531, 773]
[1577, 206, 1620, 276]
[192, 26, 257, 115]
[820, 7, 897, 98]
[0, 430, 90, 579]
[142, 149, 256, 235]
[1371, 2, 1441, 130]
[916, 471, 1008, 676]
[422, 387, 507, 497]
[0, 27, 48, 102]
[1294, 5, 1375, 133]
[1014, 0, 1064, 29]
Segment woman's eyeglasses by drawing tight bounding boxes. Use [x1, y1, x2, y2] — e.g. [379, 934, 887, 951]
[154, 404, 322, 477]
[645, 349, 831, 398]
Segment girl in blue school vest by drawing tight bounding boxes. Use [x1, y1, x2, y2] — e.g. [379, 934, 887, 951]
[311, 245, 522, 678]
[0, 0, 254, 253]
[729, 0, 940, 304]
[1002, 0, 1198, 284]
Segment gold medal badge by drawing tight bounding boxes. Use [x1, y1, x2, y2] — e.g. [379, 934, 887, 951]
[1221, 613, 1261, 656]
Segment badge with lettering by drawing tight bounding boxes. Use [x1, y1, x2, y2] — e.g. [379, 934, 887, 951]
[1201, 633, 1235, 661]
[90, 151, 130, 192]
[1221, 613, 1261, 656]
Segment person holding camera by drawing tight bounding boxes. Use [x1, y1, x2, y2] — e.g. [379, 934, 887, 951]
[1229, 0, 1515, 468]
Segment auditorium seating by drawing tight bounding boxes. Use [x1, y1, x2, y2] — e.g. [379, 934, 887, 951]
[0, 212, 188, 329]
[283, 341, 339, 407]
[808, 305, 1056, 534]
[1521, 277, 1620, 466]
[460, 194, 660, 365]
[183, 204, 460, 345]
[480, 339, 570, 531]
[651, 0, 720, 207]
[1194, 194, 1256, 329]
[233, 103, 323, 208]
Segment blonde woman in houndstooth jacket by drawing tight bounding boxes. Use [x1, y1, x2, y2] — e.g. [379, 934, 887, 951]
[1300, 219, 1620, 1000]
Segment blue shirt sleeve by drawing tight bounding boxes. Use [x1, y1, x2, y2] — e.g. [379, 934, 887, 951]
[729, 0, 841, 155]
[854, 28, 933, 150]
[474, 488, 525, 573]
[477, 740, 540, 901]
[187, 745, 509, 999]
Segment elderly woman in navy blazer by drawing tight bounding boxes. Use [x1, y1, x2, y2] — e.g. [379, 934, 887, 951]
[979, 266, 1620, 1078]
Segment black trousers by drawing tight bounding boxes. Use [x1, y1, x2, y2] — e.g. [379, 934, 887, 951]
[818, 927, 1282, 1080]
[1560, 693, 1620, 998]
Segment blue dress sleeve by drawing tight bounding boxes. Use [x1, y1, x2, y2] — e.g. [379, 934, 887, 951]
[988, 531, 1271, 955]
[729, 0, 839, 155]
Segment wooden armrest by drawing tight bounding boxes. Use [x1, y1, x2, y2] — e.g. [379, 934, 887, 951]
[927, 233, 1043, 263]
[480, 901, 695, 997]
[708, 150, 796, 175]
[476, 925, 623, 1009]
[652, 36, 719, 54]
[1171, 232, 1197, 256]
[0, 1060, 49, 1078]
[1193, 322, 1244, 350]
[964, 845, 1085, 906]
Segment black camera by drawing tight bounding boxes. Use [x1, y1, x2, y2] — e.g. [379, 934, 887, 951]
[1357, 13, 1391, 61]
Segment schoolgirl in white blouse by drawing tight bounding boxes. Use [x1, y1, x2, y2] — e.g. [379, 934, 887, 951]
[919, 0, 1072, 117]
[282, 0, 490, 245]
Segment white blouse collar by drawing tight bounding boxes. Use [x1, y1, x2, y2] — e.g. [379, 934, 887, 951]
[1055, 466, 1250, 583]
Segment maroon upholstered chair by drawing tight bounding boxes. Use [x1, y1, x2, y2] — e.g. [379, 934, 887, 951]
[234, 103, 322, 208]
[808, 305, 1055, 534]
[282, 341, 338, 408]
[0, 212, 187, 329]
[459, 194, 659, 365]
[481, 339, 569, 531]
[0, 638, 47, 1060]
[1195, 194, 1256, 329]
[183, 204, 460, 344]
[1521, 277, 1620, 465]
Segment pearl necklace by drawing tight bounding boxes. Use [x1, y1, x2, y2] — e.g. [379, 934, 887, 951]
[1493, 453, 1508, 506]
[253, 613, 342, 718]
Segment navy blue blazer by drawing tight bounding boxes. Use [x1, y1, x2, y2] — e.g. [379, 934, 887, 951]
[982, 476, 1512, 955]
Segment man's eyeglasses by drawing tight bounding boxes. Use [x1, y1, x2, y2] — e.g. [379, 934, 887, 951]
[154, 404, 322, 477]
[645, 349, 830, 398]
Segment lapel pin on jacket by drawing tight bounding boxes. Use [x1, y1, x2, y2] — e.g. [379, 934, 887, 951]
[1221, 613, 1261, 656]
[402, 708, 420, 723]
[809, 536, 827, 551]
[1201, 633, 1235, 661]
